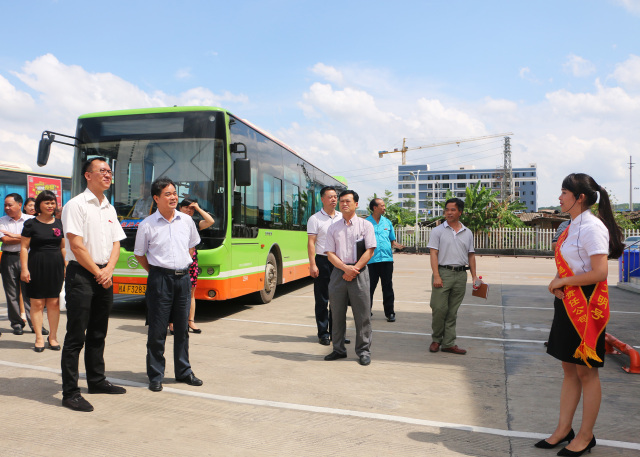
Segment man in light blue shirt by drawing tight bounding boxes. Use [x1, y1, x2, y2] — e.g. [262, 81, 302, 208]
[134, 177, 202, 392]
[366, 198, 404, 322]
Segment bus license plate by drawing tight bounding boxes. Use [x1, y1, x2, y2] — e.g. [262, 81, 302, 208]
[118, 284, 146, 295]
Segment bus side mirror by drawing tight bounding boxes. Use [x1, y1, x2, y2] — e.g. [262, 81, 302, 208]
[234, 158, 251, 186]
[37, 134, 55, 167]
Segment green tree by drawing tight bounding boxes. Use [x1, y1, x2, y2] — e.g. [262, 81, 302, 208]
[368, 190, 415, 226]
[436, 181, 526, 232]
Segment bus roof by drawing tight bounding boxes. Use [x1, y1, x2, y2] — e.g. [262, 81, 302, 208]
[78, 106, 226, 119]
[78, 106, 346, 186]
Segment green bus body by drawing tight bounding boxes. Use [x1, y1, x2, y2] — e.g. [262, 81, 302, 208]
[71, 106, 345, 302]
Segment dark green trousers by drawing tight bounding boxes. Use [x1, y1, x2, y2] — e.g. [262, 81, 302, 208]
[429, 267, 467, 348]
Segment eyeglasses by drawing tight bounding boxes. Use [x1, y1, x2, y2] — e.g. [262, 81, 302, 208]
[91, 169, 113, 176]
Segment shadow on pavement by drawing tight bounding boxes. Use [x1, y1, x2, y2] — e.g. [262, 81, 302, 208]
[0, 376, 62, 407]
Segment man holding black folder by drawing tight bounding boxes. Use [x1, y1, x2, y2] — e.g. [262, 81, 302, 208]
[427, 198, 477, 355]
[324, 190, 376, 366]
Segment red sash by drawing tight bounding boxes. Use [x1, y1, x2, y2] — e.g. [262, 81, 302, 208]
[555, 227, 609, 367]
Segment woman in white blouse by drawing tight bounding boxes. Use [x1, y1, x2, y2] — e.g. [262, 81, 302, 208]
[535, 173, 623, 456]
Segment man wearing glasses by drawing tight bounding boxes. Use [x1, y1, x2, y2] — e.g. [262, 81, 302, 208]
[61, 157, 127, 412]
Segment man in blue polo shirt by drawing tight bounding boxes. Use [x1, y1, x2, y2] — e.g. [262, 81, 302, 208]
[366, 198, 404, 322]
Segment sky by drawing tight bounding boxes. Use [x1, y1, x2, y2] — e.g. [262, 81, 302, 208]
[1, 0, 639, 207]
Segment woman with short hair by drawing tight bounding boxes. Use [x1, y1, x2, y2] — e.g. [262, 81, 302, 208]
[20, 191, 66, 352]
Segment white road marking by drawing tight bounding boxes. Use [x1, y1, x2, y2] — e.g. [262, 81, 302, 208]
[293, 295, 640, 314]
[1, 360, 638, 451]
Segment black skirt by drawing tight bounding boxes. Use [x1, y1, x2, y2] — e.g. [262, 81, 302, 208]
[546, 284, 606, 367]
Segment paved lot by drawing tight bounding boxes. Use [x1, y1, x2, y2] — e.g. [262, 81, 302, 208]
[1, 254, 639, 456]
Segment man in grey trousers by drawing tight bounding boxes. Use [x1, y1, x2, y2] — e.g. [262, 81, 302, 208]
[324, 190, 376, 366]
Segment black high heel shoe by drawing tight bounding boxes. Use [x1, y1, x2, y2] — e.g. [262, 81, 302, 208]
[188, 320, 202, 334]
[47, 336, 61, 351]
[534, 429, 575, 449]
[557, 436, 596, 456]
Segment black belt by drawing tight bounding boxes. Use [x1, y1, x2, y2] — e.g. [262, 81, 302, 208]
[150, 265, 189, 276]
[1, 251, 19, 256]
[69, 260, 108, 270]
[439, 265, 468, 272]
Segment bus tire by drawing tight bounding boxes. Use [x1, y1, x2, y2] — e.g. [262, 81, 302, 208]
[259, 253, 278, 304]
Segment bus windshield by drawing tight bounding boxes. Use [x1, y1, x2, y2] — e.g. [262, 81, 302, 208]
[74, 112, 227, 249]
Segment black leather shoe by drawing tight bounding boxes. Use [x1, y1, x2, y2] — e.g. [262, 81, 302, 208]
[30, 327, 49, 335]
[324, 351, 347, 361]
[62, 394, 94, 412]
[88, 380, 127, 394]
[176, 373, 203, 386]
[33, 345, 45, 353]
[13, 327, 23, 335]
[534, 429, 575, 449]
[345, 338, 351, 344]
[358, 355, 371, 366]
[149, 381, 163, 392]
[387, 313, 396, 322]
[319, 336, 330, 346]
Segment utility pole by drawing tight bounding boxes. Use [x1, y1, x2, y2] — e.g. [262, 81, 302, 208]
[630, 156, 635, 211]
[501, 136, 513, 202]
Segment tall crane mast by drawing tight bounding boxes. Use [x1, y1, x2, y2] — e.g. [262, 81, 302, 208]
[378, 132, 514, 165]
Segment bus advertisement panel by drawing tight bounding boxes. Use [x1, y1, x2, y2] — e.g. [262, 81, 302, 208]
[27, 175, 63, 206]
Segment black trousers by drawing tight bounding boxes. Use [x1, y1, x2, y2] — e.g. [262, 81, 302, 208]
[146, 267, 192, 382]
[61, 261, 112, 398]
[313, 255, 334, 338]
[0, 252, 32, 330]
[368, 261, 395, 317]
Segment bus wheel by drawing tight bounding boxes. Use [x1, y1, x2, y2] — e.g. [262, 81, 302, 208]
[259, 253, 278, 303]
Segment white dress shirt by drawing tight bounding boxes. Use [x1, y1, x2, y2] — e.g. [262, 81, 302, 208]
[134, 209, 200, 270]
[307, 208, 343, 256]
[62, 188, 126, 265]
[0, 213, 34, 252]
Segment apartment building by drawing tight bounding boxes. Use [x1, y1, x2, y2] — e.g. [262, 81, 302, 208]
[397, 164, 538, 218]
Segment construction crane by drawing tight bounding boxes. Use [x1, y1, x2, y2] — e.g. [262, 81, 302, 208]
[378, 133, 514, 165]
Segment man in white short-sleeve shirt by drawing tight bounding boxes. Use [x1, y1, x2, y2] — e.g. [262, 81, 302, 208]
[307, 186, 343, 345]
[60, 157, 127, 413]
[1, 193, 35, 335]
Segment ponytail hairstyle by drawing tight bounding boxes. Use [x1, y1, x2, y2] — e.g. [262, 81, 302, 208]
[561, 173, 624, 259]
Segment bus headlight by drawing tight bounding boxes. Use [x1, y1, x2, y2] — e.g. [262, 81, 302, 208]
[207, 267, 214, 275]
[208, 290, 216, 298]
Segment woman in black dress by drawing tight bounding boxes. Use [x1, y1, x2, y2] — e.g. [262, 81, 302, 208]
[20, 191, 66, 352]
[535, 174, 623, 456]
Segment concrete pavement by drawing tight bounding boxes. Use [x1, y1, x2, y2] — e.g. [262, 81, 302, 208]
[1, 254, 639, 456]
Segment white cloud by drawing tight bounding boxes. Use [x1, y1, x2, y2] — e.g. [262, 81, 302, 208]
[519, 67, 541, 84]
[562, 54, 596, 77]
[285, 61, 640, 207]
[613, 0, 640, 15]
[0, 54, 248, 177]
[2, 54, 639, 208]
[545, 79, 640, 115]
[311, 63, 344, 85]
[175, 68, 192, 79]
[611, 54, 640, 91]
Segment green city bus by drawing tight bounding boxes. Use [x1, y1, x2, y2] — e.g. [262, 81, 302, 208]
[37, 107, 345, 303]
